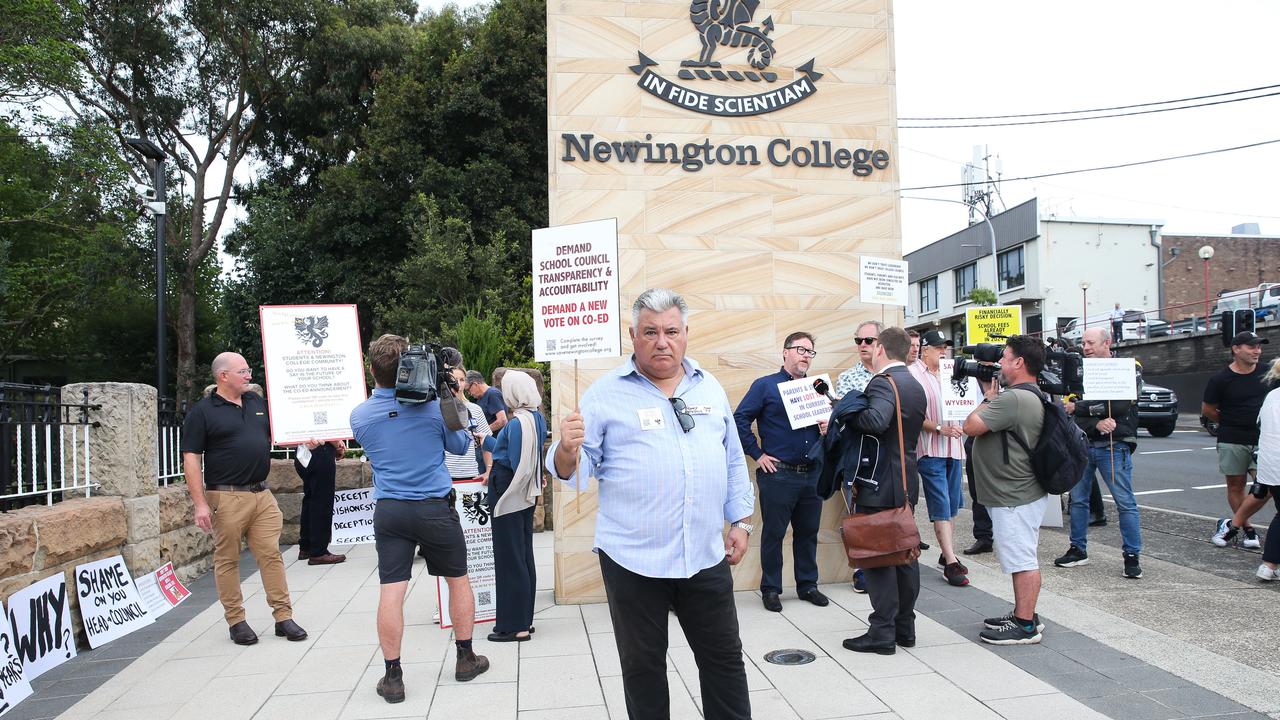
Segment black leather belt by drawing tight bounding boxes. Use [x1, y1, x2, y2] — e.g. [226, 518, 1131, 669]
[207, 482, 269, 493]
[772, 461, 813, 473]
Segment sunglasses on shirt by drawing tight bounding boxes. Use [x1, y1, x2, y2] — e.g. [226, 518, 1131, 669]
[669, 397, 696, 433]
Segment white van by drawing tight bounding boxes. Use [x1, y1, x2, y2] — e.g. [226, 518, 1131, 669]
[1060, 309, 1169, 343]
[1213, 284, 1280, 321]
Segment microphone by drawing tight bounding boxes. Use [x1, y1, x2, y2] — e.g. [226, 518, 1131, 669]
[812, 378, 835, 401]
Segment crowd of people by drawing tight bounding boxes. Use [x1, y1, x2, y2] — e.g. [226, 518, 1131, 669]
[176, 287, 1278, 719]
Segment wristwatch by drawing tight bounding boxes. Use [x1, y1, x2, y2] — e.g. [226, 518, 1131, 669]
[731, 521, 754, 535]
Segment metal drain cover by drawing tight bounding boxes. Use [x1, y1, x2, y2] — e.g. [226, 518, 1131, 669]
[763, 649, 816, 666]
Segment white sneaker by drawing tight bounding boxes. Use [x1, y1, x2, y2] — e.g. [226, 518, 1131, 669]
[1258, 564, 1278, 582]
[1211, 518, 1238, 547]
[1241, 527, 1262, 550]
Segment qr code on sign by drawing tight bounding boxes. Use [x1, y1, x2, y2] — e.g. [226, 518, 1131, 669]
[477, 591, 492, 606]
[313, 411, 327, 425]
[545, 339, 557, 352]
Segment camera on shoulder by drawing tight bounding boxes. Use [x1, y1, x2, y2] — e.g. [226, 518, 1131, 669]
[394, 342, 462, 405]
[951, 338, 1083, 397]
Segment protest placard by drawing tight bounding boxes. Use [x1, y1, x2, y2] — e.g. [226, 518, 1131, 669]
[965, 306, 1022, 345]
[0, 611, 33, 718]
[1083, 358, 1138, 401]
[776, 374, 833, 430]
[5, 573, 76, 680]
[532, 218, 621, 362]
[439, 480, 496, 629]
[259, 304, 367, 445]
[859, 257, 909, 306]
[132, 562, 192, 619]
[75, 556, 153, 649]
[331, 487, 376, 546]
[939, 360, 982, 422]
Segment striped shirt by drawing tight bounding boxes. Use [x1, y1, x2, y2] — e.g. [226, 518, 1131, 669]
[444, 402, 490, 478]
[546, 356, 755, 579]
[908, 360, 966, 460]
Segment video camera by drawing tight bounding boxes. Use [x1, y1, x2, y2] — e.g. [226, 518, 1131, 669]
[394, 342, 470, 431]
[951, 336, 1083, 397]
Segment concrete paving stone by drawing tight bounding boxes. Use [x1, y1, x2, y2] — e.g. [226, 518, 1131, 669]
[344, 584, 381, 610]
[601, 673, 702, 720]
[822, 585, 875, 616]
[907, 643, 1057, 701]
[996, 648, 1092, 677]
[744, 688, 803, 719]
[0, 694, 80, 720]
[170, 619, 255, 660]
[1099, 664, 1196, 692]
[1059, 643, 1147, 671]
[1039, 670, 1128, 699]
[218, 634, 316, 677]
[984, 692, 1112, 720]
[532, 600, 583, 620]
[390, 622, 456, 665]
[518, 616, 593, 658]
[30, 673, 125, 700]
[428, 681, 517, 719]
[520, 706, 609, 719]
[589, 632, 622, 677]
[276, 644, 378, 695]
[737, 615, 824, 657]
[44, 656, 137, 681]
[669, 645, 771, 697]
[909, 614, 970, 648]
[341, 662, 440, 719]
[1037, 629, 1106, 652]
[104, 654, 236, 709]
[913, 594, 964, 613]
[1078, 691, 1190, 720]
[580, 601, 615, 634]
[755, 656, 888, 719]
[809, 631, 932, 681]
[288, 600, 352, 636]
[863, 673, 1002, 720]
[535, 563, 554, 591]
[665, 615, 692, 649]
[924, 607, 985, 631]
[252, 689, 349, 720]
[170, 671, 287, 720]
[438, 636, 520, 684]
[316, 611, 379, 648]
[1143, 686, 1251, 716]
[776, 594, 867, 635]
[517, 653, 605, 711]
[1185, 713, 1274, 720]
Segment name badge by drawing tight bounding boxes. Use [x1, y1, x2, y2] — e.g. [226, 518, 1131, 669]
[686, 404, 713, 416]
[637, 407, 666, 431]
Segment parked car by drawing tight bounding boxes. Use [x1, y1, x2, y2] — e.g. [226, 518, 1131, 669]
[1136, 382, 1178, 437]
[1170, 318, 1212, 334]
[1062, 310, 1170, 343]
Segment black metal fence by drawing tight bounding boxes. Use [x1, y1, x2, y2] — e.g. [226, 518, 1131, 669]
[1, 383, 99, 511]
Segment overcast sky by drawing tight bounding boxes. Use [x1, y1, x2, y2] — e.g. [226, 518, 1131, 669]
[423, 0, 1279, 254]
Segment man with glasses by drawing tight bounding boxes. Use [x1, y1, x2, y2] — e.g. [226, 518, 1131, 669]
[836, 320, 884, 398]
[734, 332, 828, 612]
[181, 352, 307, 646]
[550, 287, 755, 720]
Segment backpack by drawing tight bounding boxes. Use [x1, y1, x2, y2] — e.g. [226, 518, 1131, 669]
[1001, 386, 1089, 495]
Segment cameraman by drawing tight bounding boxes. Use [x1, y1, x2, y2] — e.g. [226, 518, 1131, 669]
[351, 334, 490, 703]
[962, 336, 1048, 645]
[1055, 328, 1143, 578]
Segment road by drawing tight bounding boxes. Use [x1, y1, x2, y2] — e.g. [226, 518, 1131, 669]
[1122, 428, 1275, 527]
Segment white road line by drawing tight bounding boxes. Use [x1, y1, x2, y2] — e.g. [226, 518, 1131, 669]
[1132, 488, 1184, 496]
[1100, 498, 1271, 532]
[1139, 449, 1193, 455]
[1201, 447, 1217, 450]
[1192, 483, 1228, 490]
[1171, 430, 1200, 433]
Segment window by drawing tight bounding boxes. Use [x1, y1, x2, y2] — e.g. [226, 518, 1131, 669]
[954, 263, 977, 304]
[920, 277, 938, 313]
[998, 246, 1025, 290]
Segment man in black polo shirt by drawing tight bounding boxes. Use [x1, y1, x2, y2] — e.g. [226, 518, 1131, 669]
[182, 352, 307, 645]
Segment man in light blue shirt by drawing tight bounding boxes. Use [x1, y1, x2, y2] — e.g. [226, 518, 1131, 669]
[548, 287, 755, 720]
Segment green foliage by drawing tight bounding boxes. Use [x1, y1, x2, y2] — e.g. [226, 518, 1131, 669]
[968, 287, 998, 306]
[0, 0, 83, 101]
[455, 308, 502, 381]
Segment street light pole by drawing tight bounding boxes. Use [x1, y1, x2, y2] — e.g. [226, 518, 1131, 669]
[1080, 281, 1090, 330]
[1198, 245, 1215, 324]
[125, 138, 167, 404]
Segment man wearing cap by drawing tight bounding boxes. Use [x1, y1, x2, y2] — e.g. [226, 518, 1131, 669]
[1204, 331, 1271, 549]
[908, 331, 970, 586]
[734, 331, 828, 612]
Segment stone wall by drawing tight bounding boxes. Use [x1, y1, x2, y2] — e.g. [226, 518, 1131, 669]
[1162, 234, 1280, 320]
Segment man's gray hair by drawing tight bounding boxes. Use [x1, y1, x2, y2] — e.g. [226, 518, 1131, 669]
[464, 370, 485, 386]
[1084, 326, 1112, 344]
[632, 288, 689, 327]
[856, 320, 884, 335]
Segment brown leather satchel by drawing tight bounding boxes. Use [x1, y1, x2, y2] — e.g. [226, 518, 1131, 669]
[841, 373, 922, 569]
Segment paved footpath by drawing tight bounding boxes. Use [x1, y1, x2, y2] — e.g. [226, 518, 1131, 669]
[7, 521, 1278, 720]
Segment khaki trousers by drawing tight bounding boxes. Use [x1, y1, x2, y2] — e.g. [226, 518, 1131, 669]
[208, 489, 292, 625]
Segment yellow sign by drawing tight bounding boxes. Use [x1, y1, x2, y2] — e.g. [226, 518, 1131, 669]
[965, 306, 1023, 345]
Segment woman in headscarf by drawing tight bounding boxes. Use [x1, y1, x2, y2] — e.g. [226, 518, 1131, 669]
[479, 370, 547, 641]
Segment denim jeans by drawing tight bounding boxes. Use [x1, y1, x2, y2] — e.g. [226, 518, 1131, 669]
[756, 467, 822, 595]
[1069, 444, 1142, 555]
[918, 456, 964, 521]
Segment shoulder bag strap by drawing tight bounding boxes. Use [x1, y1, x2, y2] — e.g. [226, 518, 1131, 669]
[883, 374, 909, 507]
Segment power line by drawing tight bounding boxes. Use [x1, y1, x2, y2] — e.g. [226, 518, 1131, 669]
[900, 91, 1280, 129]
[900, 82, 1280, 120]
[898, 138, 1280, 192]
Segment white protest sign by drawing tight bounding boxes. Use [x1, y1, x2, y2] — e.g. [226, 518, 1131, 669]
[859, 256, 909, 306]
[439, 480, 496, 629]
[259, 304, 367, 445]
[532, 218, 621, 362]
[939, 360, 982, 422]
[0, 609, 34, 718]
[5, 573, 76, 680]
[74, 556, 153, 649]
[777, 373, 833, 430]
[331, 487, 376, 545]
[1083, 358, 1138, 401]
[132, 562, 192, 619]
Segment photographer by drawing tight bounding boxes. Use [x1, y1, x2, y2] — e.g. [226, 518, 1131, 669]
[962, 336, 1048, 645]
[1055, 328, 1143, 578]
[350, 334, 490, 703]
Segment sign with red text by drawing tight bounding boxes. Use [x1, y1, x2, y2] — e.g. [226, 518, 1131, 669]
[532, 218, 621, 362]
[778, 373, 833, 430]
[132, 562, 191, 619]
[438, 480, 496, 629]
[259, 304, 367, 444]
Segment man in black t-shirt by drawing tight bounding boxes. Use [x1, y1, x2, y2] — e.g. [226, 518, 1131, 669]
[1202, 332, 1269, 549]
[181, 352, 306, 646]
